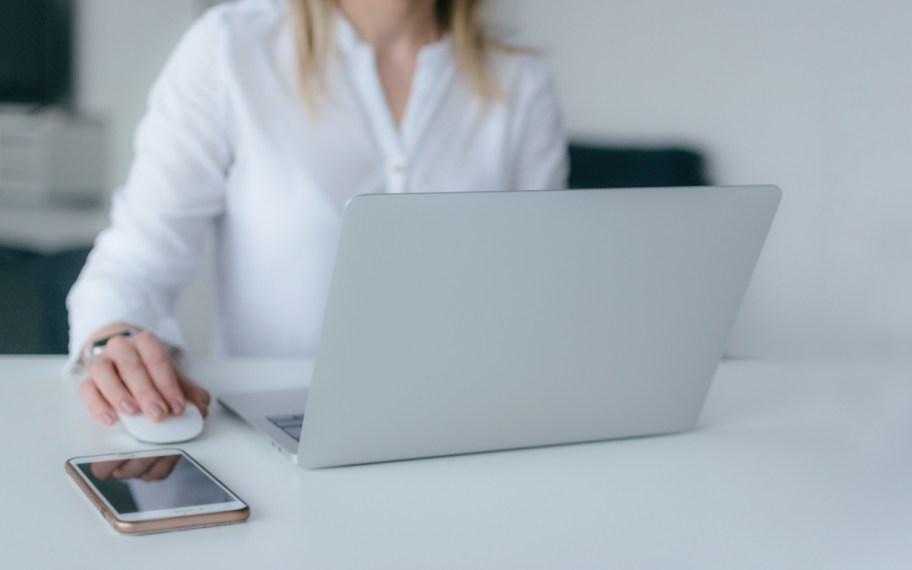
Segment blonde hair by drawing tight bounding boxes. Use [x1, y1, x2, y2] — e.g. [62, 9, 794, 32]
[288, 0, 502, 109]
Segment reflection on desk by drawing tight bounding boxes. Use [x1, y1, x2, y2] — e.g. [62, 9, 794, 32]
[2, 356, 910, 569]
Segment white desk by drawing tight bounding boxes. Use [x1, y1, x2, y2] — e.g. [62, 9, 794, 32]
[2, 357, 910, 569]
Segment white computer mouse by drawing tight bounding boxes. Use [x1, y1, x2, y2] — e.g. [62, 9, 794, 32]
[117, 402, 205, 444]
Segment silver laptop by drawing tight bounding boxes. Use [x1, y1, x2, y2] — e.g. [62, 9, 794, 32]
[218, 186, 780, 468]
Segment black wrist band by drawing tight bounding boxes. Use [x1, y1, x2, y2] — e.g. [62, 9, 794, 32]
[85, 328, 139, 364]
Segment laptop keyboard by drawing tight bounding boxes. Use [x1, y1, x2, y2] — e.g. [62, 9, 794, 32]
[267, 414, 305, 442]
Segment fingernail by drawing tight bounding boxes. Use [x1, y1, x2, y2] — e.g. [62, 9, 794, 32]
[101, 411, 117, 425]
[121, 400, 139, 415]
[150, 403, 165, 419]
[170, 399, 184, 415]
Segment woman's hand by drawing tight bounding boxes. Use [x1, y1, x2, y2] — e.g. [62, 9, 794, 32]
[79, 326, 210, 426]
[90, 454, 181, 482]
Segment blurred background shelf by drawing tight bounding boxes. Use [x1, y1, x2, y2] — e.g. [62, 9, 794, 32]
[0, 205, 107, 353]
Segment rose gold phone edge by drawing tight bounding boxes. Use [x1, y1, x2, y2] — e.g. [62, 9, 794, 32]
[65, 452, 250, 535]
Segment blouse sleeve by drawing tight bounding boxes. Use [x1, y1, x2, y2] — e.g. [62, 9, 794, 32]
[65, 9, 233, 373]
[509, 56, 569, 192]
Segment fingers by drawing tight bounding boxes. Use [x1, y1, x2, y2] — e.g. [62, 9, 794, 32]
[91, 459, 126, 480]
[87, 357, 140, 419]
[134, 332, 185, 415]
[85, 332, 181, 423]
[103, 333, 169, 422]
[112, 457, 157, 479]
[140, 455, 181, 481]
[88, 456, 180, 482]
[177, 369, 212, 419]
[80, 379, 118, 426]
[83, 330, 209, 425]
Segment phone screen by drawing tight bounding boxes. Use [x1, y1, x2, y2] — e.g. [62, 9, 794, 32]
[73, 452, 237, 516]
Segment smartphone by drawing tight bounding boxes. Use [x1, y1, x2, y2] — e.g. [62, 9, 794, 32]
[66, 448, 250, 535]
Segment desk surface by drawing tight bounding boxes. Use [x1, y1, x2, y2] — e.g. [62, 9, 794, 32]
[2, 357, 910, 569]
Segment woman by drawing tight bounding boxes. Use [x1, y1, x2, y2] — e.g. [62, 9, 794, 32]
[68, 0, 567, 426]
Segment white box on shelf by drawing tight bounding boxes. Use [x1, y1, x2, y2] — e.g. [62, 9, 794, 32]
[0, 111, 106, 207]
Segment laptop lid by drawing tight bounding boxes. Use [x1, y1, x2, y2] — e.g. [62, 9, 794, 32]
[298, 186, 780, 468]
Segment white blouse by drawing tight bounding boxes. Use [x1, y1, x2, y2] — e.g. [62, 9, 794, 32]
[66, 0, 568, 370]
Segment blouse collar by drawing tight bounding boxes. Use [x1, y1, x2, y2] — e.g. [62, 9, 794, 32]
[333, 9, 452, 64]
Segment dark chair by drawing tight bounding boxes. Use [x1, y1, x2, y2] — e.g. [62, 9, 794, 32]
[568, 142, 710, 189]
[0, 246, 90, 354]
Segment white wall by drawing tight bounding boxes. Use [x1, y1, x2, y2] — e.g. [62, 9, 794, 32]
[493, 0, 912, 359]
[76, 0, 201, 188]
